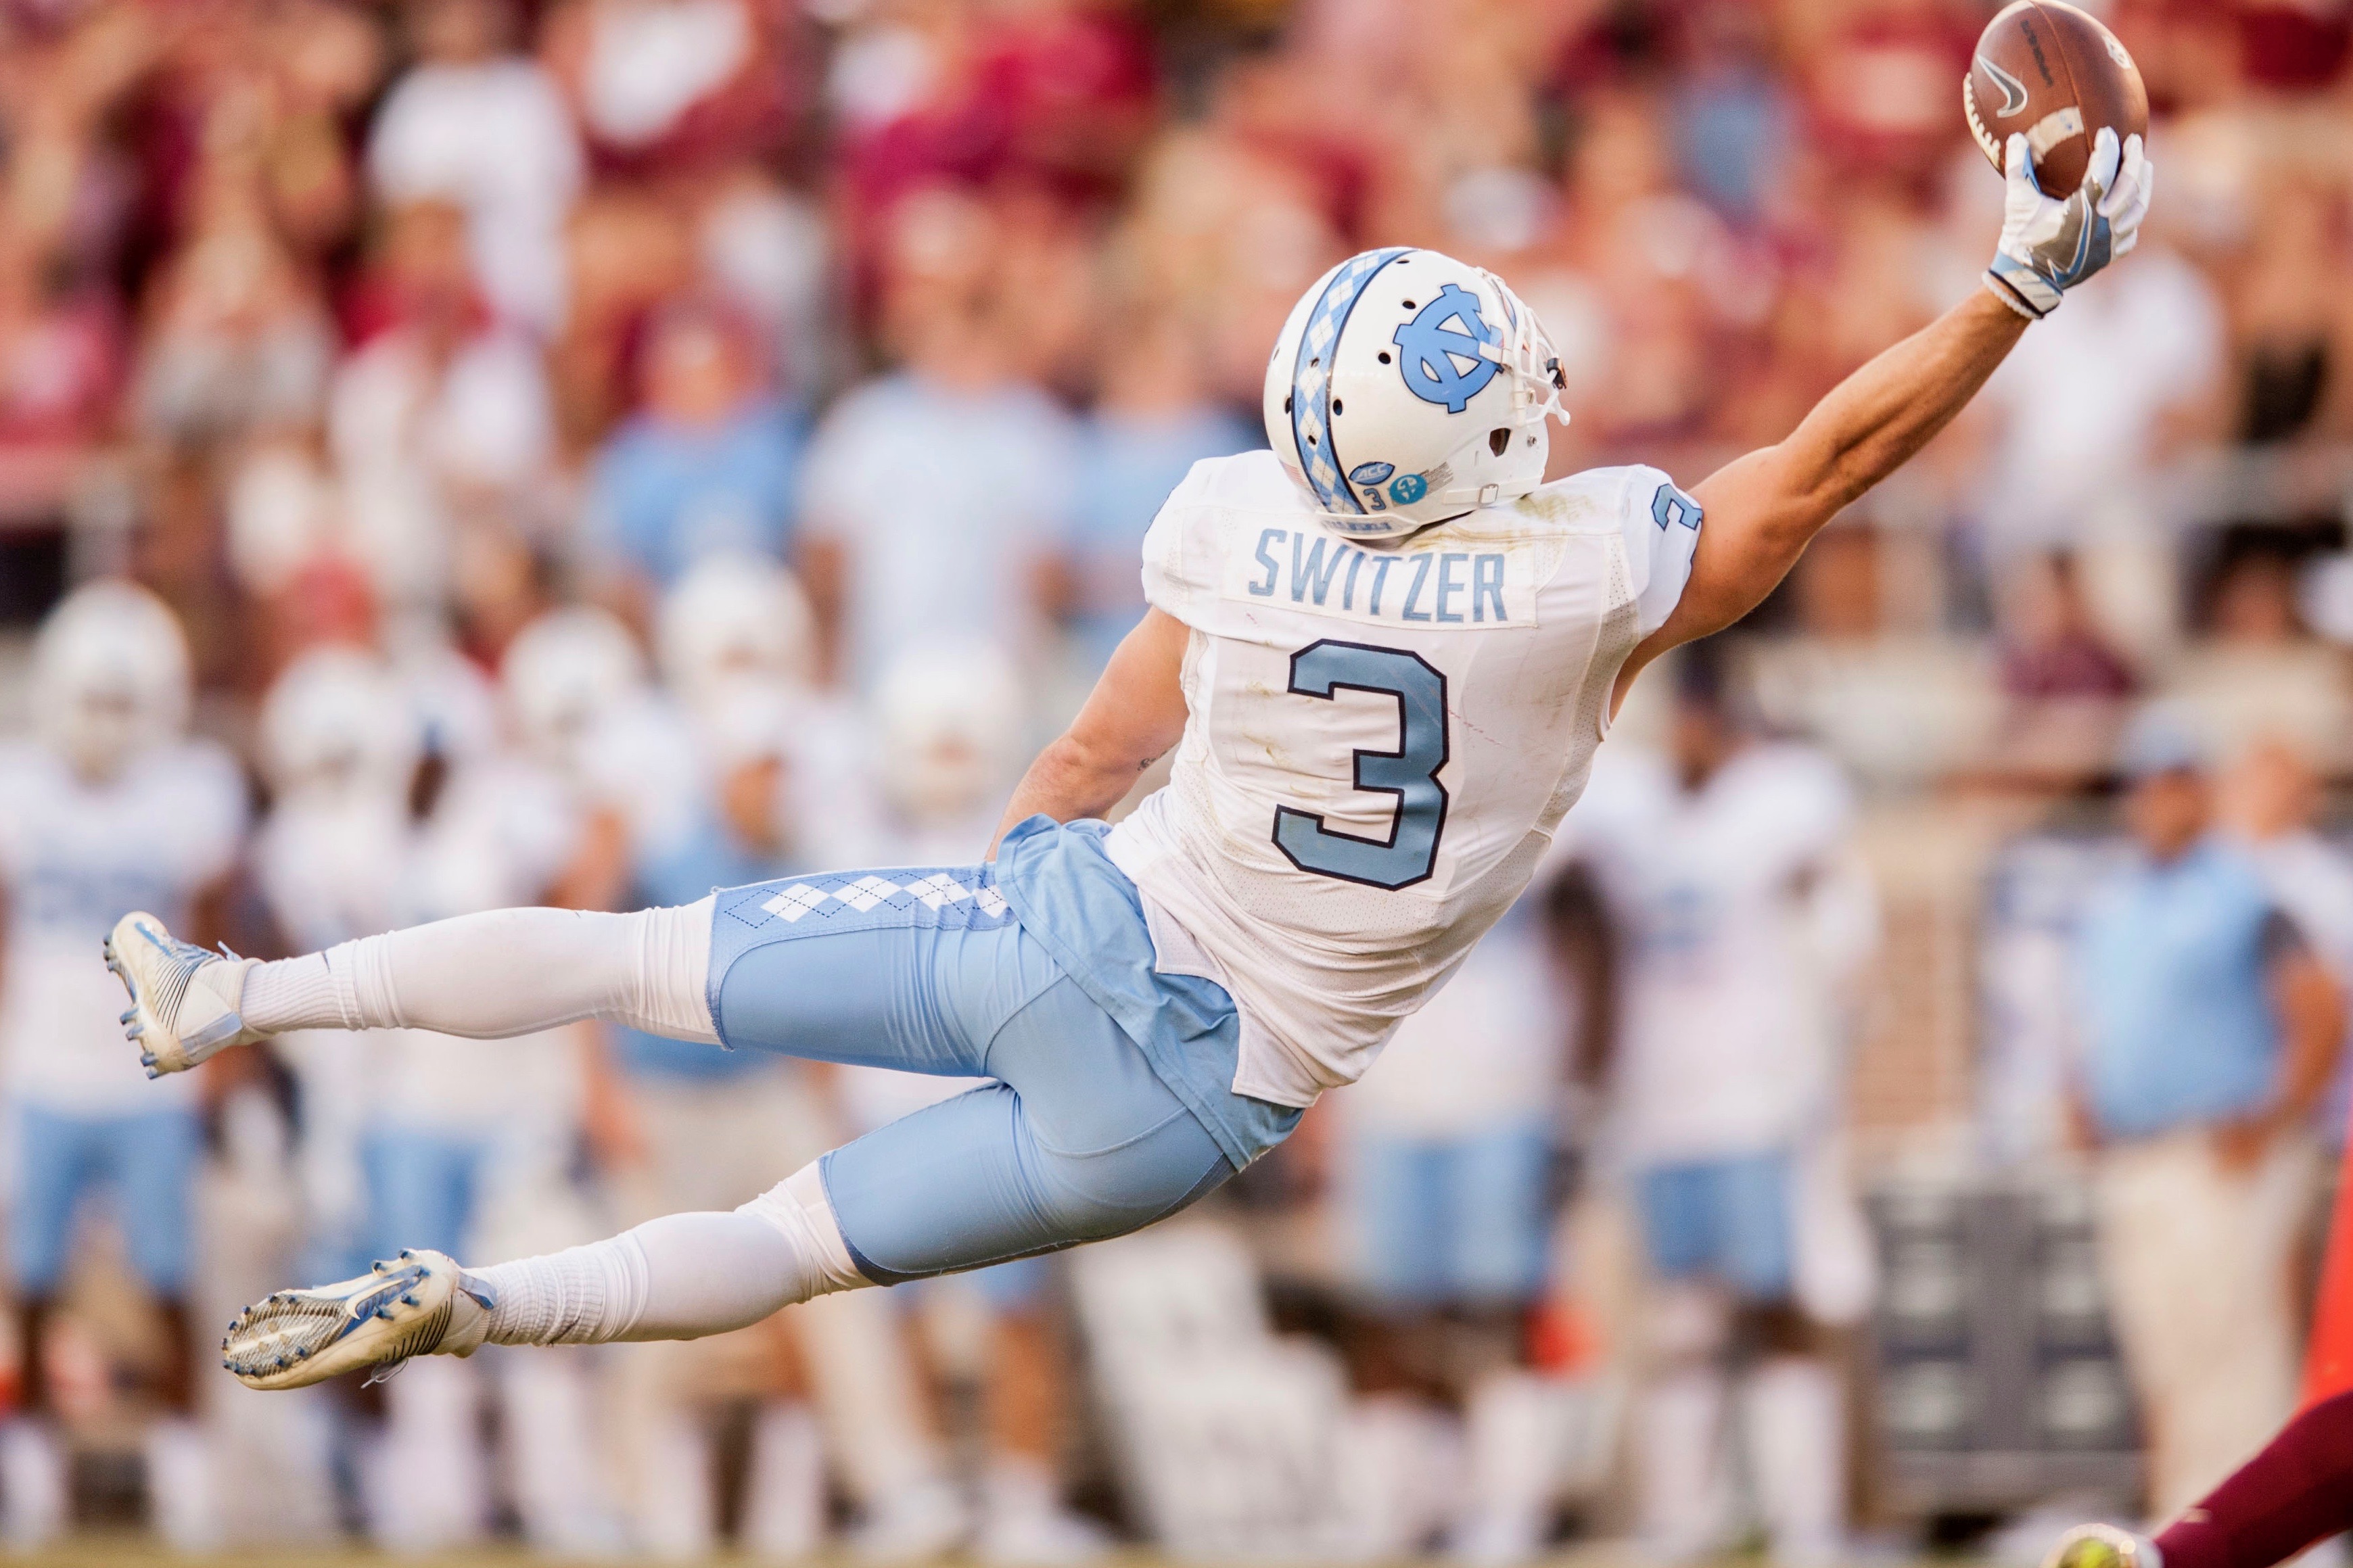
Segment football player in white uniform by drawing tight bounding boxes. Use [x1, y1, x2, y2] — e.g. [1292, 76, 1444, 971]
[0, 583, 246, 1549]
[108, 132, 2151, 1392]
[1566, 653, 1878, 1566]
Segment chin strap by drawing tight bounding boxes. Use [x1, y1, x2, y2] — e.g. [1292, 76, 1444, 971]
[1478, 270, 1572, 430]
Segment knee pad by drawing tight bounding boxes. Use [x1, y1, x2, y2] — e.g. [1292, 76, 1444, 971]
[739, 1164, 871, 1296]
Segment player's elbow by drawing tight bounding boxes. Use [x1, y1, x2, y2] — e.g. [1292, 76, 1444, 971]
[1743, 483, 1842, 585]
[1737, 442, 1851, 559]
[1044, 726, 1149, 794]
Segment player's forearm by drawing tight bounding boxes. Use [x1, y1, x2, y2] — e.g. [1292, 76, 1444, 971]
[989, 732, 1154, 855]
[988, 607, 1190, 856]
[2271, 955, 2345, 1125]
[1660, 290, 2026, 649]
[1782, 289, 2026, 522]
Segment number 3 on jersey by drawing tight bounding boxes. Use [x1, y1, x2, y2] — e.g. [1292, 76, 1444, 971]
[1272, 640, 1451, 890]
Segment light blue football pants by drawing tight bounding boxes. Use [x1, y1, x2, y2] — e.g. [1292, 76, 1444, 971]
[714, 903, 1238, 1284]
[11, 1104, 200, 1295]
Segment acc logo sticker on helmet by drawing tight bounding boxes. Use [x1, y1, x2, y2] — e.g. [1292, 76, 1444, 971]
[1347, 461, 1395, 485]
[1393, 284, 1501, 414]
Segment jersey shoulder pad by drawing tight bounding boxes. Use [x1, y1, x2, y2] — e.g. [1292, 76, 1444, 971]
[147, 739, 250, 882]
[1140, 450, 1303, 625]
[1546, 462, 1703, 639]
[1171, 446, 1299, 515]
[158, 737, 246, 803]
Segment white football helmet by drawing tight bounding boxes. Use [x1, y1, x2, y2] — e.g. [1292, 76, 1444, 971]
[501, 607, 647, 771]
[1263, 247, 1568, 540]
[33, 580, 193, 780]
[656, 553, 818, 703]
[875, 643, 1025, 825]
[261, 646, 423, 801]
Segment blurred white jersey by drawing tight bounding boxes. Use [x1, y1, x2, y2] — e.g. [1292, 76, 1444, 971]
[1343, 899, 1565, 1139]
[1102, 449, 1699, 1105]
[1564, 742, 1871, 1165]
[256, 755, 582, 1133]
[0, 740, 246, 1112]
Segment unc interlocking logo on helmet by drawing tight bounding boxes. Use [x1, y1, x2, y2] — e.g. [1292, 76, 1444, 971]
[1263, 248, 1570, 541]
[1393, 285, 1501, 414]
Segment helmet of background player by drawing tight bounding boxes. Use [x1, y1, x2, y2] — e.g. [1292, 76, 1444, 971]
[261, 646, 423, 802]
[1262, 248, 1570, 542]
[501, 606, 647, 775]
[701, 680, 799, 859]
[656, 552, 818, 707]
[32, 581, 193, 782]
[875, 642, 1025, 827]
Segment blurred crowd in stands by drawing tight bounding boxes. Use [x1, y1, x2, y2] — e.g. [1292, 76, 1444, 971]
[1, 0, 2351, 1555]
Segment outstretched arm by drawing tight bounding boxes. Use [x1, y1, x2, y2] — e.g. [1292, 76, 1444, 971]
[1614, 127, 2152, 708]
[1614, 289, 2026, 705]
[989, 607, 1190, 855]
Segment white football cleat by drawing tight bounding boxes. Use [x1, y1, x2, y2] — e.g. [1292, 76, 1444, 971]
[103, 911, 262, 1076]
[223, 1250, 495, 1391]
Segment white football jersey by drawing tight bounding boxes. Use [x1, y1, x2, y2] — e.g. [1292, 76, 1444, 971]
[1102, 449, 1699, 1104]
[0, 740, 247, 1112]
[256, 755, 585, 1135]
[1563, 742, 1867, 1164]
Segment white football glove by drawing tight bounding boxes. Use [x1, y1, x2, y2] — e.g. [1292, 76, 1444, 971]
[1984, 125, 2154, 320]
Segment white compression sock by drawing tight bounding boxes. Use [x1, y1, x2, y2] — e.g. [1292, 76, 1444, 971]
[241, 899, 719, 1044]
[243, 952, 339, 1028]
[471, 1167, 867, 1348]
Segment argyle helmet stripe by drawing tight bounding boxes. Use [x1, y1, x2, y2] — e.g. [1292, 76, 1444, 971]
[1289, 247, 1411, 515]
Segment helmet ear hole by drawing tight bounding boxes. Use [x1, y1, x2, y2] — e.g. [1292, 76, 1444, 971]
[1489, 427, 1511, 457]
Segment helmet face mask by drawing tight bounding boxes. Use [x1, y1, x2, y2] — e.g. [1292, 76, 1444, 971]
[262, 647, 423, 802]
[53, 678, 149, 782]
[504, 607, 647, 775]
[1263, 249, 1569, 542]
[657, 553, 818, 707]
[33, 581, 192, 783]
[875, 644, 1024, 827]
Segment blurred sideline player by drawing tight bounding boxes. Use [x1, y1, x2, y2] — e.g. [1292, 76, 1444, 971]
[1333, 870, 1595, 1563]
[1562, 650, 1877, 1566]
[113, 135, 2151, 1428]
[607, 561, 966, 1561]
[255, 637, 620, 1556]
[0, 584, 243, 1550]
[243, 645, 427, 1543]
[832, 643, 1109, 1566]
[2222, 740, 2353, 1156]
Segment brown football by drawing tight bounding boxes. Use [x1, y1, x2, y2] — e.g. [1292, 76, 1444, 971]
[1963, 1, 2149, 197]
